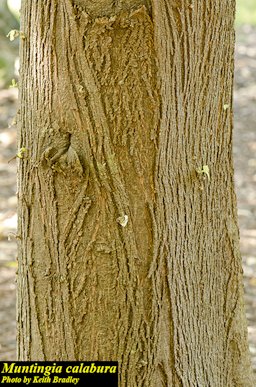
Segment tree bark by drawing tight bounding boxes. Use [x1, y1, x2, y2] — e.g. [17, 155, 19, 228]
[18, 1, 253, 385]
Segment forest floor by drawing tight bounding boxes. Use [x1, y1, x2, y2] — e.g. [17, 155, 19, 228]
[0, 25, 256, 373]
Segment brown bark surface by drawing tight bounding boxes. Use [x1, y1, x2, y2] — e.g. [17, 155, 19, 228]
[18, 1, 253, 385]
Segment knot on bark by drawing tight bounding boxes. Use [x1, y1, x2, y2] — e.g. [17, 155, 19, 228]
[41, 135, 84, 177]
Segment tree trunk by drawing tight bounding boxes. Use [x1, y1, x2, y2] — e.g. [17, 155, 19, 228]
[18, 1, 253, 385]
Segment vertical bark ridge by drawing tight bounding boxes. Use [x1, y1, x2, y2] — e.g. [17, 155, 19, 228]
[53, 6, 160, 385]
[152, 0, 253, 385]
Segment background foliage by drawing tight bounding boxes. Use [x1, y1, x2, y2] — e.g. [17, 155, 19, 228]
[237, 0, 256, 26]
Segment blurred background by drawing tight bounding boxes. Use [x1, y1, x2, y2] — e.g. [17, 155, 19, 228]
[0, 0, 255, 373]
